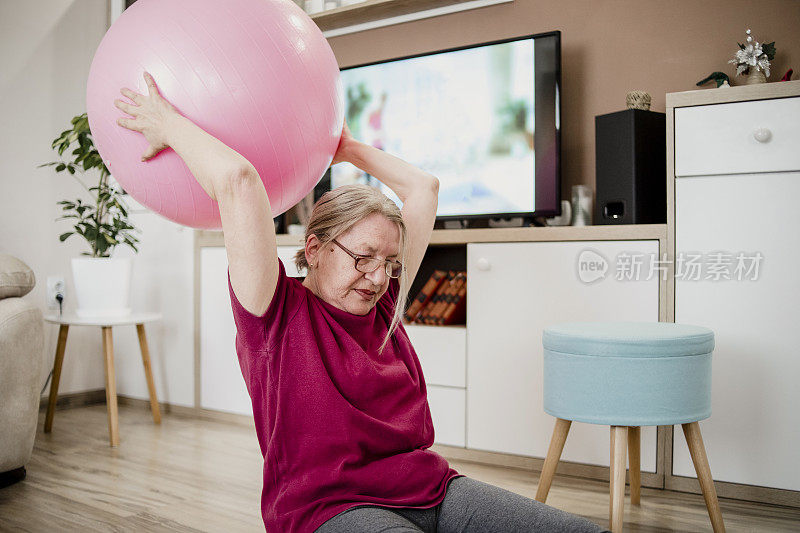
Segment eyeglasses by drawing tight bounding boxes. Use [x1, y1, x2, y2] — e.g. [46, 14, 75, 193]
[331, 239, 403, 279]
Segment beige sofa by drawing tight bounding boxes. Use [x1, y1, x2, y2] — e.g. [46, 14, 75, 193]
[0, 254, 43, 488]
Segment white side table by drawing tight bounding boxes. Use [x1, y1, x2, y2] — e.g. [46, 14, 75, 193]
[43, 312, 162, 447]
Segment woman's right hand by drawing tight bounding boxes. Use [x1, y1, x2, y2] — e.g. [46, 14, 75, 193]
[331, 120, 359, 166]
[115, 71, 180, 161]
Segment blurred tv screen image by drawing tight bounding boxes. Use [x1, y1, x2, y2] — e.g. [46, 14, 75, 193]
[332, 38, 538, 218]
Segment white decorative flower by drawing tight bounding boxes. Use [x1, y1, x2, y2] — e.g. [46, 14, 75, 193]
[729, 30, 772, 76]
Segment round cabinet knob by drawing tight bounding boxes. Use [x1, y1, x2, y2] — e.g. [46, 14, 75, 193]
[476, 257, 491, 271]
[753, 128, 772, 143]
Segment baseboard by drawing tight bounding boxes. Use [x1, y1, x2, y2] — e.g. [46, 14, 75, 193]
[115, 396, 255, 428]
[431, 443, 663, 489]
[38, 390, 197, 421]
[114, 395, 192, 417]
[38, 389, 106, 412]
[37, 390, 254, 428]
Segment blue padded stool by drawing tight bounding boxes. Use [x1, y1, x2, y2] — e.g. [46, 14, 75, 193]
[535, 322, 725, 533]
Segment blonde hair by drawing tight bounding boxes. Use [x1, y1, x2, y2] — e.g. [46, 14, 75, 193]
[293, 184, 409, 354]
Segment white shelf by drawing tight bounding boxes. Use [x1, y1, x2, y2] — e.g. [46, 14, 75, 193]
[196, 224, 667, 248]
[306, 0, 513, 36]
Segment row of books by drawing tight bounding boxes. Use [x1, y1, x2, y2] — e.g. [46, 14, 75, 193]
[403, 270, 467, 326]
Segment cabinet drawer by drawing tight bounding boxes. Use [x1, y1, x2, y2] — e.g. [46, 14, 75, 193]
[675, 96, 800, 177]
[427, 385, 466, 447]
[405, 324, 466, 388]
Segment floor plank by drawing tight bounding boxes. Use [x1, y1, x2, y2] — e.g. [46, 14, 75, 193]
[0, 404, 798, 532]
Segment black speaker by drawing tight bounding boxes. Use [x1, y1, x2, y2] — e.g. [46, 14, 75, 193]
[595, 109, 666, 224]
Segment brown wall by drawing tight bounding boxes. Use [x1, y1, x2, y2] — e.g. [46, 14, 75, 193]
[328, 0, 800, 203]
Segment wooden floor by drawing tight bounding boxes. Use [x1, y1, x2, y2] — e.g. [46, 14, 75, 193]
[1, 405, 799, 532]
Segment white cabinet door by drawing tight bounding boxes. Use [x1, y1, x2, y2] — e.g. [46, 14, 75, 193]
[200, 246, 302, 415]
[467, 241, 659, 470]
[200, 247, 253, 415]
[674, 172, 800, 491]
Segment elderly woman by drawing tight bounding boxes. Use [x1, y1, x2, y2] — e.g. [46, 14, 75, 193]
[115, 72, 606, 533]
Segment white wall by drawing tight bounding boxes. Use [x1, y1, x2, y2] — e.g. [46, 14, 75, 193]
[0, 0, 195, 408]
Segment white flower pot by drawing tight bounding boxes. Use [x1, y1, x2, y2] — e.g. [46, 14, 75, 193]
[71, 257, 133, 318]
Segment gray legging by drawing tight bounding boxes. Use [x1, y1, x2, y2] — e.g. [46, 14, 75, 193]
[315, 476, 609, 532]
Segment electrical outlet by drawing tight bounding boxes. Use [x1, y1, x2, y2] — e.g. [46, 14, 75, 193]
[46, 276, 66, 310]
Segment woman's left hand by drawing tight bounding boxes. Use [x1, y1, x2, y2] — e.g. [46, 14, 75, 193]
[331, 120, 356, 166]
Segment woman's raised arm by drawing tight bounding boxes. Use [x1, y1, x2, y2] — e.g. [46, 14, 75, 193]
[333, 123, 439, 283]
[116, 72, 279, 316]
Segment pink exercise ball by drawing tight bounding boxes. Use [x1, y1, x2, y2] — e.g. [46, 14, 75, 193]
[86, 0, 343, 229]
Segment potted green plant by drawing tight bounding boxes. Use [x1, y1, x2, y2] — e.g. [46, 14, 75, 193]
[40, 113, 141, 317]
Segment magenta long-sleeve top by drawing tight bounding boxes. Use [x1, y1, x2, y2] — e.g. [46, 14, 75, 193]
[227, 259, 462, 532]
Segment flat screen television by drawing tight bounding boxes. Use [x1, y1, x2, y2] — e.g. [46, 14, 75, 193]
[318, 31, 561, 223]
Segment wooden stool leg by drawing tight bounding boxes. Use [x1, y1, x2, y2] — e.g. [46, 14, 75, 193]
[610, 426, 627, 532]
[535, 418, 572, 503]
[682, 422, 725, 532]
[136, 324, 161, 424]
[627, 426, 641, 505]
[44, 325, 69, 433]
[102, 327, 120, 447]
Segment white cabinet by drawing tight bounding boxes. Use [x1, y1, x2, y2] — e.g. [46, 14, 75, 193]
[200, 238, 663, 463]
[200, 247, 251, 415]
[199, 246, 303, 415]
[673, 96, 800, 491]
[466, 240, 660, 469]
